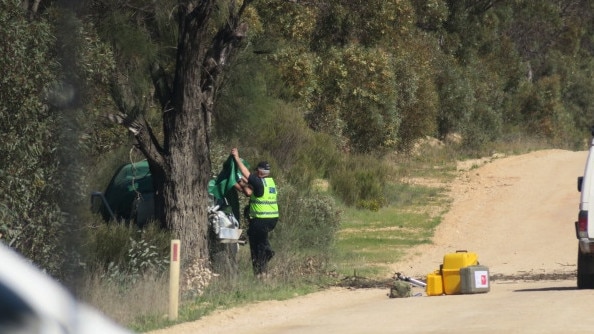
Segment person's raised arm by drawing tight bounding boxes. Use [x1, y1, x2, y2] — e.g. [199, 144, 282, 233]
[231, 147, 251, 179]
[239, 177, 253, 197]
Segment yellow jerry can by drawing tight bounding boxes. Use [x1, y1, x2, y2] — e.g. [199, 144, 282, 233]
[425, 270, 444, 296]
[442, 250, 479, 295]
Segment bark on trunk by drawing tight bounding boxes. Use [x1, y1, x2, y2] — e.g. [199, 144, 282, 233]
[164, 138, 211, 262]
[112, 0, 252, 267]
[165, 1, 214, 263]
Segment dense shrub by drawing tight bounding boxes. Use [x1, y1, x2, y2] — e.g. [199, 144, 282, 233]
[0, 0, 63, 275]
[82, 221, 171, 277]
[329, 155, 390, 210]
[271, 184, 341, 276]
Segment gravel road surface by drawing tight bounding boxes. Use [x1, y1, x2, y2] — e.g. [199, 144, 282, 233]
[148, 149, 592, 334]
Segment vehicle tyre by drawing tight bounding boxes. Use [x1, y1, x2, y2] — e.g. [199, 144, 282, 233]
[577, 247, 594, 289]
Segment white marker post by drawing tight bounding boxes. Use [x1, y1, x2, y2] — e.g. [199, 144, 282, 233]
[169, 239, 181, 321]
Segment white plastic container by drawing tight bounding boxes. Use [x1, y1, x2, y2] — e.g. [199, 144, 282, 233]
[218, 228, 242, 243]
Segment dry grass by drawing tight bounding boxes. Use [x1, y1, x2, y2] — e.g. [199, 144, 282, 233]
[78, 271, 169, 326]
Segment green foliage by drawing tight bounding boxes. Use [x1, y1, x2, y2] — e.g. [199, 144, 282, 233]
[564, 61, 594, 141]
[229, 0, 594, 155]
[329, 155, 390, 209]
[103, 236, 169, 285]
[276, 184, 341, 252]
[442, 0, 495, 62]
[412, 0, 450, 31]
[0, 0, 64, 275]
[269, 46, 321, 105]
[83, 221, 170, 281]
[51, 8, 120, 224]
[339, 45, 401, 152]
[511, 73, 580, 148]
[459, 62, 504, 151]
[254, 0, 317, 43]
[307, 45, 402, 152]
[494, 0, 594, 145]
[215, 51, 342, 188]
[90, 0, 177, 128]
[392, 34, 440, 151]
[286, 131, 341, 188]
[310, 0, 415, 49]
[249, 183, 341, 278]
[435, 56, 475, 139]
[5, 0, 594, 328]
[60, 16, 122, 158]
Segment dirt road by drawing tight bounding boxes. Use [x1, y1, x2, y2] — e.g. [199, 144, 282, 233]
[149, 149, 594, 334]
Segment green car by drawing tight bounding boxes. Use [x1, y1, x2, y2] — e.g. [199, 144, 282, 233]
[91, 156, 248, 231]
[91, 160, 155, 227]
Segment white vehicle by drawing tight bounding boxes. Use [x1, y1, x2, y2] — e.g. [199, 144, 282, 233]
[576, 127, 594, 288]
[0, 243, 133, 333]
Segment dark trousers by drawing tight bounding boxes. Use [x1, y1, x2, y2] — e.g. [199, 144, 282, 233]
[247, 217, 277, 275]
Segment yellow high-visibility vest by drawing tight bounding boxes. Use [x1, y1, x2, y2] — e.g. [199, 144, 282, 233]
[250, 178, 279, 218]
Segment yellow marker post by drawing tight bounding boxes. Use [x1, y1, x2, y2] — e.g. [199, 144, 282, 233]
[169, 239, 181, 321]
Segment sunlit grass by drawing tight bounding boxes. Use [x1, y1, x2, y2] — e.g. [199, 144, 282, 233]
[129, 246, 330, 332]
[89, 138, 563, 331]
[333, 206, 443, 277]
[329, 145, 456, 278]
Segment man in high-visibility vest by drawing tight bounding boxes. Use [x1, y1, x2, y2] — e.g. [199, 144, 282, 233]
[231, 148, 279, 277]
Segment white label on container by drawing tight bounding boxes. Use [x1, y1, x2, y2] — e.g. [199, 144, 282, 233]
[474, 270, 489, 288]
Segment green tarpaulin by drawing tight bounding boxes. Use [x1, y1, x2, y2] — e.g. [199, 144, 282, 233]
[208, 155, 250, 221]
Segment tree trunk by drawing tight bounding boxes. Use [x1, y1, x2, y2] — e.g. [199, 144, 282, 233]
[163, 1, 214, 263]
[164, 132, 211, 262]
[161, 0, 251, 266]
[112, 0, 252, 267]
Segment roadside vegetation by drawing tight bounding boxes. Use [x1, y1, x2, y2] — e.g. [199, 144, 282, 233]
[78, 134, 557, 332]
[1, 0, 594, 332]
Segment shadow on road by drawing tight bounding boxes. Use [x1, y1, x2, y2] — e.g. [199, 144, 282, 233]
[493, 272, 578, 292]
[513, 286, 577, 292]
[492, 272, 575, 281]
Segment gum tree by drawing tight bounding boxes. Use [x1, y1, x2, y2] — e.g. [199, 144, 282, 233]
[104, 0, 254, 264]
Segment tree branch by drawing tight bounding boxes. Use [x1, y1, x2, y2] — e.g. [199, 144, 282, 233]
[108, 78, 167, 170]
[150, 62, 173, 111]
[105, 112, 168, 172]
